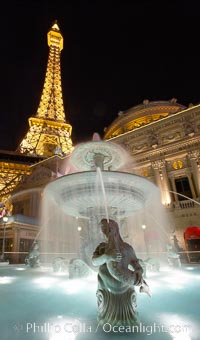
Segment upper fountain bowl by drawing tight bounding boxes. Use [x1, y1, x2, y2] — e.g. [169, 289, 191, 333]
[45, 133, 159, 219]
[69, 133, 129, 171]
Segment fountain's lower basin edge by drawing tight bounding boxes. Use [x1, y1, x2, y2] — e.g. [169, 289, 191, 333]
[45, 171, 159, 218]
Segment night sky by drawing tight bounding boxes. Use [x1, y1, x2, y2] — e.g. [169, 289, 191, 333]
[1, 1, 200, 150]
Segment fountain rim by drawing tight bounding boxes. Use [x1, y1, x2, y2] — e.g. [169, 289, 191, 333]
[44, 170, 159, 219]
[45, 170, 158, 192]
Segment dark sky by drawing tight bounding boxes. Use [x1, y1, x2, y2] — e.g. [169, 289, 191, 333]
[1, 0, 200, 150]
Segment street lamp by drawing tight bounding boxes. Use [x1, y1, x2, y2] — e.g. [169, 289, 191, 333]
[1, 216, 8, 261]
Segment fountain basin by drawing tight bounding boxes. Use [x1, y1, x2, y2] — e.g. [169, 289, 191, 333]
[45, 171, 159, 218]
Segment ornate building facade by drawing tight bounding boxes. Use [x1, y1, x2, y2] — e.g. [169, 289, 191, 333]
[104, 99, 200, 260]
[0, 23, 199, 264]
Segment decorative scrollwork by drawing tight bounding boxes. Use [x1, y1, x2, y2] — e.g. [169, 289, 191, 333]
[151, 160, 165, 170]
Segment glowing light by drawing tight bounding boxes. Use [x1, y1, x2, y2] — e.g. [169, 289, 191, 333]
[34, 276, 58, 289]
[143, 279, 162, 293]
[159, 313, 194, 340]
[49, 334, 76, 340]
[141, 268, 199, 294]
[162, 192, 171, 205]
[173, 160, 183, 169]
[15, 267, 26, 271]
[172, 334, 191, 340]
[58, 279, 86, 294]
[48, 318, 81, 340]
[0, 276, 16, 284]
[160, 270, 195, 290]
[86, 272, 97, 281]
[160, 266, 172, 272]
[161, 276, 183, 290]
[54, 272, 68, 277]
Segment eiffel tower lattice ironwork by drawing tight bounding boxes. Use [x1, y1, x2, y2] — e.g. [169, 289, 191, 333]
[17, 21, 74, 157]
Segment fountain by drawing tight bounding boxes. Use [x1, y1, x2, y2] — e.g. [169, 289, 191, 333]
[45, 133, 159, 220]
[42, 133, 161, 326]
[2, 134, 199, 340]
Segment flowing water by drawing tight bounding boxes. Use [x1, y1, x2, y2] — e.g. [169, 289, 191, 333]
[2, 135, 200, 339]
[96, 167, 109, 223]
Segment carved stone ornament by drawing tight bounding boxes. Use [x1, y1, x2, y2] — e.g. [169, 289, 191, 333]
[151, 160, 165, 170]
[188, 151, 200, 161]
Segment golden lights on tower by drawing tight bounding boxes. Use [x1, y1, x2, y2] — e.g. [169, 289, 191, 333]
[18, 21, 73, 157]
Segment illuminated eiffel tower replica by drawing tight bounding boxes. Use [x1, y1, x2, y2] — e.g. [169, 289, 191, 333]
[18, 21, 73, 157]
[0, 21, 73, 211]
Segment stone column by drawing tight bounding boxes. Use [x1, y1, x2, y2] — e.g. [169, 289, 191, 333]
[160, 164, 171, 205]
[188, 151, 200, 197]
[171, 177, 179, 202]
[151, 160, 171, 205]
[187, 172, 197, 199]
